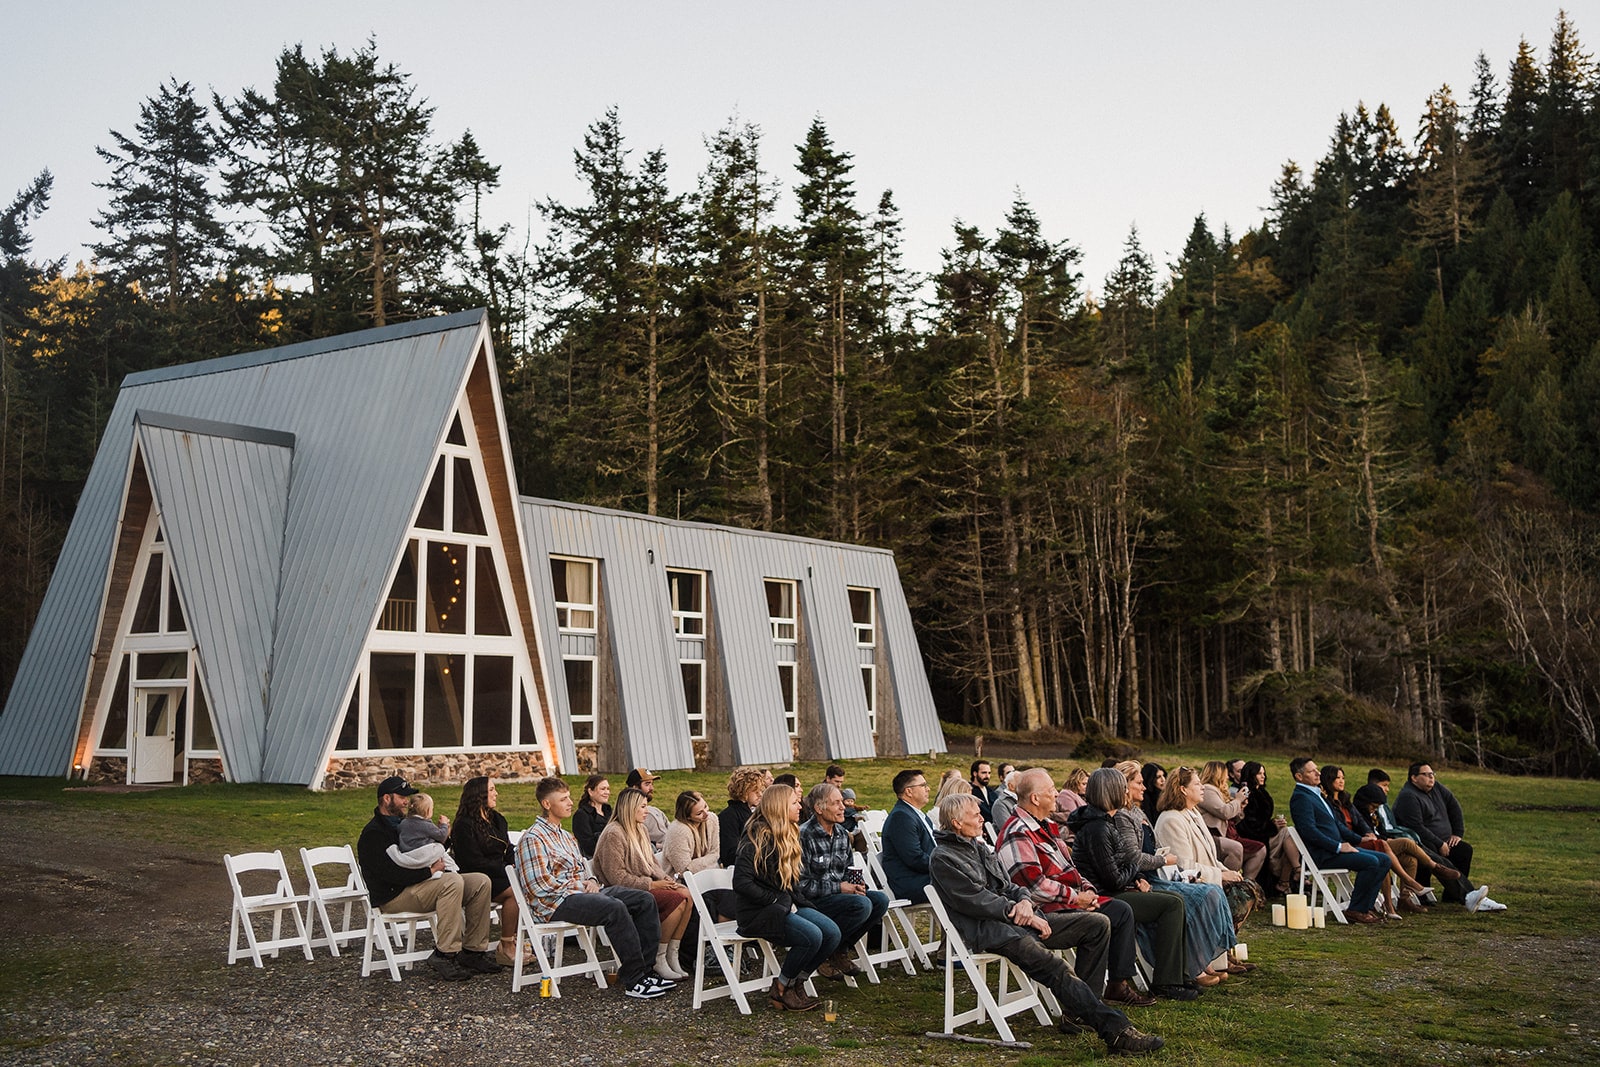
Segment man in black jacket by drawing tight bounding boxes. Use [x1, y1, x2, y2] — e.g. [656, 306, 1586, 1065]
[930, 793, 1162, 1055]
[1392, 763, 1501, 911]
[357, 776, 496, 981]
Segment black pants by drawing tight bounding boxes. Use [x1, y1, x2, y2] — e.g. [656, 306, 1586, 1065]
[992, 930, 1128, 1041]
[1424, 840, 1475, 902]
[551, 887, 659, 989]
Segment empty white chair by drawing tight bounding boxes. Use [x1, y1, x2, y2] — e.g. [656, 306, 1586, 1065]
[224, 850, 314, 968]
[1286, 826, 1354, 924]
[923, 885, 1053, 1043]
[502, 865, 609, 996]
[299, 845, 368, 957]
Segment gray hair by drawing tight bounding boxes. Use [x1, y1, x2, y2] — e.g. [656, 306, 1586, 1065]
[1014, 767, 1054, 807]
[936, 793, 980, 830]
[1084, 767, 1129, 812]
[806, 782, 840, 812]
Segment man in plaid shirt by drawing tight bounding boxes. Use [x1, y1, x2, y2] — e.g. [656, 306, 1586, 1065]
[997, 768, 1155, 1007]
[799, 783, 889, 980]
[514, 776, 673, 999]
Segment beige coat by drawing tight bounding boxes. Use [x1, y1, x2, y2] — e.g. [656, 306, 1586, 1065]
[591, 821, 666, 890]
[1153, 807, 1228, 886]
[661, 812, 722, 878]
[1196, 783, 1246, 836]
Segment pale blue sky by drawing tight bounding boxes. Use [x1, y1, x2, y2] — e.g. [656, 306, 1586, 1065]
[2, 2, 1586, 295]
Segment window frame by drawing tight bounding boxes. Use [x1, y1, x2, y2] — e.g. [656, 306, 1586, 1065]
[765, 578, 797, 644]
[564, 655, 599, 744]
[666, 568, 706, 636]
[848, 586, 876, 647]
[552, 555, 599, 633]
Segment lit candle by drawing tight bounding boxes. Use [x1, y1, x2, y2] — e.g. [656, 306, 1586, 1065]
[1271, 904, 1286, 926]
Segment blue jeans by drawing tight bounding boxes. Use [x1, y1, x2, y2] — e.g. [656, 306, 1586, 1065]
[776, 906, 841, 982]
[1326, 847, 1389, 914]
[811, 889, 889, 955]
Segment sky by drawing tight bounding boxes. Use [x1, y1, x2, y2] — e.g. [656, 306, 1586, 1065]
[2, 2, 1591, 297]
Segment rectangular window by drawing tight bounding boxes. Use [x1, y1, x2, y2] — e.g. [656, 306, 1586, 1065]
[424, 541, 469, 635]
[849, 587, 876, 647]
[681, 659, 706, 739]
[667, 569, 705, 636]
[765, 579, 797, 643]
[778, 662, 797, 737]
[422, 654, 465, 748]
[565, 657, 597, 743]
[473, 655, 514, 746]
[860, 664, 877, 734]
[551, 557, 597, 632]
[368, 652, 416, 750]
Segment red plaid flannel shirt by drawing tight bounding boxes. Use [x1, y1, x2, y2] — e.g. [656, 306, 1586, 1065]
[995, 808, 1096, 911]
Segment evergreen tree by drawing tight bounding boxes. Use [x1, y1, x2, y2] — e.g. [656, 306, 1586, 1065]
[91, 79, 229, 309]
[1102, 223, 1156, 373]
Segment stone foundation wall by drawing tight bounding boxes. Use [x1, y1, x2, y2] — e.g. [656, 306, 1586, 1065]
[85, 756, 127, 784]
[323, 752, 549, 790]
[187, 758, 225, 785]
[574, 745, 599, 774]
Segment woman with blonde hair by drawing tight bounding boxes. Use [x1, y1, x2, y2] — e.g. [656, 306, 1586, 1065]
[733, 784, 836, 1011]
[1195, 760, 1265, 881]
[1156, 767, 1263, 964]
[592, 787, 693, 980]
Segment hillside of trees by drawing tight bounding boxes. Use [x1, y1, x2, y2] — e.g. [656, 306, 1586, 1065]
[4, 17, 1600, 776]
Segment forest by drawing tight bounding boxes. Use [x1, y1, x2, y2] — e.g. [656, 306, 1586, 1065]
[3, 16, 1599, 777]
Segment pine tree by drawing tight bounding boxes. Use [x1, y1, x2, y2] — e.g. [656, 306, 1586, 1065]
[1412, 85, 1483, 296]
[91, 79, 229, 309]
[1102, 223, 1156, 372]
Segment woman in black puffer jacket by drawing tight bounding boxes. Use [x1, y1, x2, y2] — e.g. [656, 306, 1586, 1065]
[1067, 769, 1195, 1000]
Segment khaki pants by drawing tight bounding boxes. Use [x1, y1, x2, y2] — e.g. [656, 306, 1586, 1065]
[383, 872, 492, 955]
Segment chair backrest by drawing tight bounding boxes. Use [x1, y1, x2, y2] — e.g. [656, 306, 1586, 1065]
[861, 808, 889, 835]
[225, 850, 295, 901]
[921, 885, 974, 962]
[685, 866, 735, 935]
[300, 845, 360, 895]
[504, 864, 534, 921]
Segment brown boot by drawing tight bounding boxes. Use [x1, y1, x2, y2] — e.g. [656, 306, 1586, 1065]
[1102, 978, 1156, 1007]
[778, 978, 819, 1011]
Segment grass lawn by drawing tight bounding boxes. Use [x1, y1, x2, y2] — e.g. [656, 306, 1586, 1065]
[2, 748, 1597, 1064]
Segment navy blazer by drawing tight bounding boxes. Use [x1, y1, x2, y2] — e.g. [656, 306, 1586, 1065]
[1289, 783, 1362, 866]
[880, 799, 935, 902]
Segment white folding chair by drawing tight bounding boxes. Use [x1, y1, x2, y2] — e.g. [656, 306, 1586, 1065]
[923, 885, 1053, 1043]
[853, 857, 920, 979]
[299, 845, 369, 957]
[224, 850, 314, 968]
[864, 846, 941, 969]
[686, 867, 809, 1014]
[860, 808, 889, 836]
[351, 863, 436, 981]
[503, 865, 609, 996]
[1287, 826, 1354, 923]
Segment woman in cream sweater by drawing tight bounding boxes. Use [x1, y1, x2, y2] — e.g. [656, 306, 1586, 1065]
[1155, 767, 1261, 960]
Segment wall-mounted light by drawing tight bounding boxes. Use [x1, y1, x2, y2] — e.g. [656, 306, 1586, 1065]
[647, 549, 654, 565]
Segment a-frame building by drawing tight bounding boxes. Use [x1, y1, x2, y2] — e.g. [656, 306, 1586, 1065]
[0, 312, 942, 787]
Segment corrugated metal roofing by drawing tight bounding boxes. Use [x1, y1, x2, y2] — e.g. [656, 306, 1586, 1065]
[518, 498, 944, 769]
[136, 415, 294, 781]
[0, 311, 486, 779]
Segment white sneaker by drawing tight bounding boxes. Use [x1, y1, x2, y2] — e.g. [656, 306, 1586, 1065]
[1465, 885, 1490, 913]
[1478, 897, 1507, 912]
[1416, 888, 1438, 905]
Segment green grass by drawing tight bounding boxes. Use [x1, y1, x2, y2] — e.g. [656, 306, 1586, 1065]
[4, 751, 1599, 1064]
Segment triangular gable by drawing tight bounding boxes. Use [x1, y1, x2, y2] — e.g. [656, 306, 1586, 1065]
[136, 413, 294, 783]
[0, 311, 487, 780]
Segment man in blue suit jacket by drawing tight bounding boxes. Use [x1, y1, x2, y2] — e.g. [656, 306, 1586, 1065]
[1288, 756, 1388, 924]
[880, 769, 935, 902]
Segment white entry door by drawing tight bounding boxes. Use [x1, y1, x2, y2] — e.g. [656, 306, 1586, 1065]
[132, 687, 182, 784]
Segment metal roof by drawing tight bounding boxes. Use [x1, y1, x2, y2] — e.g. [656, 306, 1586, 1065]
[0, 311, 487, 780]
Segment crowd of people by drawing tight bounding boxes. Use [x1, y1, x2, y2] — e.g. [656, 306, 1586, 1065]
[352, 754, 1502, 1052]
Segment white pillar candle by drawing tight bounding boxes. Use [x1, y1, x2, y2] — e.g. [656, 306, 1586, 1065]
[1286, 893, 1308, 909]
[1234, 942, 1248, 961]
[1287, 901, 1311, 929]
[1271, 904, 1286, 926]
[1313, 908, 1326, 929]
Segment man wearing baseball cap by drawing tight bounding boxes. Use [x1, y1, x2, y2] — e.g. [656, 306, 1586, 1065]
[358, 775, 497, 981]
[626, 768, 669, 852]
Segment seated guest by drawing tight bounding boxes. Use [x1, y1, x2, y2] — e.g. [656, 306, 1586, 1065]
[1053, 767, 1091, 824]
[1196, 760, 1264, 881]
[933, 793, 1163, 1053]
[1154, 767, 1261, 963]
[969, 760, 999, 823]
[799, 783, 889, 978]
[448, 777, 521, 966]
[1068, 771, 1197, 1001]
[1287, 757, 1389, 924]
[880, 768, 936, 902]
[662, 790, 722, 880]
[572, 774, 612, 858]
[1353, 784, 1457, 913]
[515, 776, 673, 999]
[1392, 762, 1499, 911]
[733, 784, 832, 1011]
[626, 768, 670, 853]
[998, 768, 1154, 1006]
[1138, 764, 1166, 826]
[989, 768, 1022, 833]
[592, 787, 693, 980]
[1227, 760, 1247, 796]
[358, 776, 497, 981]
[719, 767, 769, 868]
[1111, 761, 1235, 985]
[1234, 761, 1297, 894]
[1320, 766, 1431, 920]
[821, 764, 862, 830]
